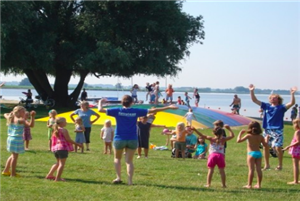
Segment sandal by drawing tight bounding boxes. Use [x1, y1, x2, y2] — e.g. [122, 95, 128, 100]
[1, 171, 11, 176]
[112, 179, 123, 184]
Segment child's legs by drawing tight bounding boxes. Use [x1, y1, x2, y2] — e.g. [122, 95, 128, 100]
[218, 168, 226, 187]
[125, 148, 135, 185]
[49, 140, 52, 151]
[247, 155, 255, 186]
[3, 154, 13, 173]
[180, 142, 186, 159]
[75, 145, 78, 152]
[55, 158, 67, 181]
[255, 158, 263, 187]
[108, 142, 112, 154]
[207, 168, 214, 186]
[10, 152, 19, 176]
[25, 140, 29, 149]
[166, 135, 170, 146]
[292, 157, 299, 183]
[263, 134, 270, 168]
[46, 158, 59, 177]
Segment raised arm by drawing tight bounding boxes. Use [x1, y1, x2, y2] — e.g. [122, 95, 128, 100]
[236, 129, 247, 143]
[249, 84, 261, 106]
[25, 111, 36, 128]
[98, 99, 107, 113]
[224, 125, 235, 141]
[285, 86, 297, 110]
[148, 105, 178, 113]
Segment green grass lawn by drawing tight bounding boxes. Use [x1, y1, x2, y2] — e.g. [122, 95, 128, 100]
[0, 107, 299, 200]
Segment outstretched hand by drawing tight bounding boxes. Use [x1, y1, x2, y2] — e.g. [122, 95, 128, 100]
[249, 84, 255, 91]
[290, 86, 298, 94]
[168, 105, 178, 109]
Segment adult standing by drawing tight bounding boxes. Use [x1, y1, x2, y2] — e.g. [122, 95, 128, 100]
[98, 95, 177, 185]
[229, 94, 241, 115]
[70, 101, 100, 151]
[80, 88, 88, 101]
[193, 88, 200, 107]
[249, 84, 296, 170]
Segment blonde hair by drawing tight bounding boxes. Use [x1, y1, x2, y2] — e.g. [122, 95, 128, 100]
[293, 118, 300, 130]
[80, 101, 89, 109]
[75, 117, 83, 127]
[176, 122, 185, 133]
[7, 106, 25, 125]
[49, 109, 57, 117]
[52, 117, 66, 137]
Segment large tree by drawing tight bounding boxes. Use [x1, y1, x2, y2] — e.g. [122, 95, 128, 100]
[1, 1, 205, 107]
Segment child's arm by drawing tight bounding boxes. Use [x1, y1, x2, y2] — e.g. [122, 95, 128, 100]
[62, 129, 82, 147]
[285, 86, 297, 110]
[25, 111, 36, 127]
[224, 125, 235, 141]
[236, 129, 247, 143]
[283, 130, 300, 150]
[100, 130, 104, 140]
[191, 127, 210, 140]
[4, 113, 10, 119]
[75, 126, 85, 133]
[163, 130, 176, 136]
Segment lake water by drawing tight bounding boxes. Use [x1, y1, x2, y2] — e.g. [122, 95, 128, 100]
[1, 88, 299, 120]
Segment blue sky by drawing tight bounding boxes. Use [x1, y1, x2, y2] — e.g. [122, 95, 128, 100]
[1, 1, 299, 90]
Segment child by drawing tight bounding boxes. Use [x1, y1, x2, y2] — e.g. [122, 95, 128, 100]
[283, 118, 300, 184]
[184, 92, 192, 108]
[47, 109, 57, 151]
[137, 116, 166, 158]
[193, 88, 200, 107]
[145, 82, 153, 101]
[165, 84, 174, 104]
[45, 117, 82, 182]
[163, 122, 188, 159]
[101, 120, 114, 154]
[2, 106, 35, 177]
[192, 125, 234, 188]
[23, 111, 34, 150]
[177, 96, 183, 105]
[213, 120, 227, 153]
[74, 117, 85, 153]
[183, 108, 197, 127]
[130, 84, 139, 103]
[193, 137, 208, 159]
[237, 121, 267, 189]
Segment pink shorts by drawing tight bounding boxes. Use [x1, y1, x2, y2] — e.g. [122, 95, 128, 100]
[207, 153, 225, 169]
[292, 155, 300, 160]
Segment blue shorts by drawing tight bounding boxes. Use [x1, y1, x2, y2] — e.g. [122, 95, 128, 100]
[263, 129, 283, 147]
[248, 151, 262, 159]
[114, 140, 138, 150]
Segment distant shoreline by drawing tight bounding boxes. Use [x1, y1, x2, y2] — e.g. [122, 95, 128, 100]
[1, 85, 297, 95]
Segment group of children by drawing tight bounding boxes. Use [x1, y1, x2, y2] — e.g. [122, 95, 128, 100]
[2, 105, 300, 187]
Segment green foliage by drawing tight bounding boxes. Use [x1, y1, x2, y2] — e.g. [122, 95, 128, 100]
[1, 1, 204, 107]
[0, 110, 298, 200]
[19, 78, 32, 86]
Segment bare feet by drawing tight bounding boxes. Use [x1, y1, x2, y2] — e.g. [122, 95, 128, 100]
[253, 184, 261, 189]
[275, 166, 282, 171]
[204, 184, 210, 188]
[287, 181, 299, 185]
[222, 185, 227, 188]
[243, 185, 252, 189]
[262, 166, 270, 171]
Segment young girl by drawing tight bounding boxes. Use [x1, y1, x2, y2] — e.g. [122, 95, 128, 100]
[45, 117, 82, 182]
[47, 109, 57, 151]
[237, 121, 267, 189]
[164, 122, 188, 159]
[283, 118, 300, 184]
[137, 116, 166, 158]
[130, 84, 139, 103]
[193, 137, 208, 159]
[184, 92, 192, 108]
[192, 125, 234, 188]
[2, 106, 35, 177]
[193, 88, 200, 107]
[74, 117, 85, 153]
[23, 111, 34, 150]
[183, 108, 197, 127]
[101, 120, 114, 154]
